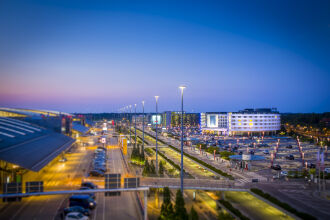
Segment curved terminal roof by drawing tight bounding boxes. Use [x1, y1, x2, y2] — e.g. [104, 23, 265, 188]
[0, 117, 74, 172]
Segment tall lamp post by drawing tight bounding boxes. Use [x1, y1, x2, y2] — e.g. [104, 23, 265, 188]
[134, 104, 137, 148]
[155, 96, 159, 174]
[129, 105, 132, 146]
[179, 85, 186, 193]
[142, 101, 145, 154]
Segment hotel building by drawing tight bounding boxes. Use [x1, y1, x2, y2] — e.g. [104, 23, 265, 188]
[201, 108, 281, 136]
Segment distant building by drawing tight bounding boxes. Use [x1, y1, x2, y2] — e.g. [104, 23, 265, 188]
[132, 111, 200, 128]
[201, 108, 281, 136]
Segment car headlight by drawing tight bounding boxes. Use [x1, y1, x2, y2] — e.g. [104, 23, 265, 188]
[90, 202, 94, 206]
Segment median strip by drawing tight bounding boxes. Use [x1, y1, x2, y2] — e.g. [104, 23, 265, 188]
[140, 129, 234, 180]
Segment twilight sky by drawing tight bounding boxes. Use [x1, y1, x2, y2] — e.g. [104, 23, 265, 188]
[0, 0, 329, 113]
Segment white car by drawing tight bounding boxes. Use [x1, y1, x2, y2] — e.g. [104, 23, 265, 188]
[325, 168, 330, 174]
[65, 212, 89, 220]
[280, 171, 288, 176]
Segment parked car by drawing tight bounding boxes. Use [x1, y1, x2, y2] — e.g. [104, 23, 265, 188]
[64, 206, 90, 216]
[272, 175, 280, 179]
[79, 187, 96, 199]
[89, 170, 104, 177]
[65, 212, 89, 220]
[280, 171, 288, 176]
[286, 145, 293, 149]
[307, 163, 316, 169]
[81, 182, 98, 189]
[263, 150, 269, 155]
[59, 157, 67, 162]
[325, 168, 330, 174]
[69, 195, 96, 209]
[94, 166, 106, 173]
[271, 164, 282, 170]
[285, 155, 294, 160]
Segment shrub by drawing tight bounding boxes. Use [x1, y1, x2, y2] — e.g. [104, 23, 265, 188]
[219, 199, 250, 220]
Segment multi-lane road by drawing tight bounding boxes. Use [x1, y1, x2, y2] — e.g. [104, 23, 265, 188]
[0, 132, 142, 220]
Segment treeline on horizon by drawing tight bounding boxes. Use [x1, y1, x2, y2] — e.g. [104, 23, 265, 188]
[281, 112, 330, 128]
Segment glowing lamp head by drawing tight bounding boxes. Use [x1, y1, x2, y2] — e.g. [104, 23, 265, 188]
[179, 85, 186, 92]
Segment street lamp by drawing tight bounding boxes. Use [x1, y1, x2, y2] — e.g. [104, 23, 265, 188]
[134, 104, 137, 148]
[179, 85, 186, 193]
[129, 105, 132, 146]
[155, 96, 159, 175]
[142, 101, 145, 155]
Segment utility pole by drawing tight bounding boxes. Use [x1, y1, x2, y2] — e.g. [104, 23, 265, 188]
[155, 96, 159, 175]
[142, 101, 145, 154]
[129, 105, 132, 146]
[134, 104, 137, 148]
[179, 86, 186, 194]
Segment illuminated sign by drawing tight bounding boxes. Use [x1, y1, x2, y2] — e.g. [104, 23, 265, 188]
[151, 115, 162, 125]
[207, 114, 218, 128]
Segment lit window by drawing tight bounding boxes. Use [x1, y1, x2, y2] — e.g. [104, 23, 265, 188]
[249, 123, 253, 126]
[250, 119, 252, 122]
[238, 123, 241, 126]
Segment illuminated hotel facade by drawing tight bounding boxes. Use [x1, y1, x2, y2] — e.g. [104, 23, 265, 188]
[201, 108, 281, 136]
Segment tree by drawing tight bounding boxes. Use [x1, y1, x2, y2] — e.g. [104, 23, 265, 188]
[159, 161, 165, 176]
[150, 160, 156, 175]
[131, 145, 137, 160]
[190, 206, 198, 220]
[174, 190, 188, 220]
[142, 159, 150, 176]
[159, 187, 175, 220]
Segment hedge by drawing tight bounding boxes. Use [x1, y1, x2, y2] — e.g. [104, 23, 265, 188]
[219, 199, 250, 220]
[250, 188, 317, 220]
[152, 148, 193, 178]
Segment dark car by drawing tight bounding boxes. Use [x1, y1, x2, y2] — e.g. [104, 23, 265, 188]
[69, 195, 96, 209]
[81, 182, 98, 189]
[64, 206, 90, 216]
[94, 166, 106, 173]
[79, 187, 96, 199]
[89, 170, 105, 177]
[286, 145, 293, 149]
[307, 163, 316, 169]
[238, 151, 243, 155]
[285, 155, 294, 160]
[271, 165, 282, 170]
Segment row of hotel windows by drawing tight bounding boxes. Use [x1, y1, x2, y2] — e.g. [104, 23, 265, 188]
[233, 119, 279, 122]
[232, 123, 280, 126]
[232, 127, 279, 130]
[232, 115, 278, 118]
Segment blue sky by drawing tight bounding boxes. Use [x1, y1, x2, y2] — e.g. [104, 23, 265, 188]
[0, 0, 329, 113]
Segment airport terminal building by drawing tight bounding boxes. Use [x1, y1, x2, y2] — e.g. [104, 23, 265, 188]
[201, 108, 281, 136]
[0, 108, 91, 190]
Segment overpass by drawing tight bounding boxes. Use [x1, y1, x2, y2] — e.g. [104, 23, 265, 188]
[140, 177, 247, 191]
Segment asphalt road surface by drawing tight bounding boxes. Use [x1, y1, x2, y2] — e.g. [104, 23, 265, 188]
[0, 135, 142, 220]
